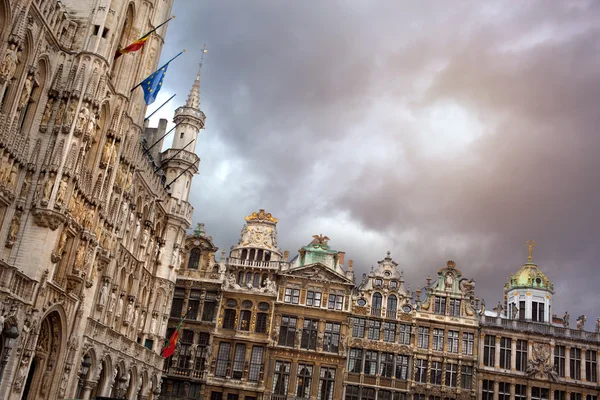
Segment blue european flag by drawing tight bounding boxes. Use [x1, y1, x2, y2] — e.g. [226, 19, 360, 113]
[141, 63, 170, 105]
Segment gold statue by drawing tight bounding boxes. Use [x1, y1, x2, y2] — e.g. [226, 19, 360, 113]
[312, 234, 330, 245]
[527, 240, 537, 262]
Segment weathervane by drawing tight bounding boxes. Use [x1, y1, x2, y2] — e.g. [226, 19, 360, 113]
[526, 240, 537, 262]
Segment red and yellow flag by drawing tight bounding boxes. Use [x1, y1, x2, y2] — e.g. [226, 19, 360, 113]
[113, 16, 175, 61]
[161, 326, 179, 358]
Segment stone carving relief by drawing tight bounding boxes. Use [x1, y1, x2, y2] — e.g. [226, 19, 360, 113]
[0, 43, 19, 83]
[525, 342, 558, 382]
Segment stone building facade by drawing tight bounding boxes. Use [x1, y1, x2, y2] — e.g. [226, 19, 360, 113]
[161, 212, 600, 400]
[0, 0, 205, 399]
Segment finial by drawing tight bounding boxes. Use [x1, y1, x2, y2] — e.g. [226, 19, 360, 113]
[526, 240, 537, 262]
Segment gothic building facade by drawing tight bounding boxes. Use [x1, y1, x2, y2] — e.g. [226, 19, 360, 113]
[161, 212, 600, 400]
[0, 0, 204, 399]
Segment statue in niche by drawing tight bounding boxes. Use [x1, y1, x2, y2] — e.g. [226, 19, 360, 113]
[56, 176, 68, 205]
[126, 301, 134, 321]
[65, 101, 76, 125]
[445, 272, 454, 291]
[0, 156, 11, 183]
[125, 171, 132, 190]
[108, 289, 116, 313]
[150, 313, 158, 334]
[57, 229, 68, 255]
[8, 165, 18, 188]
[116, 295, 123, 317]
[171, 245, 180, 267]
[101, 141, 111, 165]
[109, 145, 118, 165]
[133, 219, 141, 240]
[87, 113, 97, 139]
[41, 98, 54, 125]
[18, 74, 33, 109]
[56, 100, 65, 123]
[19, 171, 32, 198]
[76, 106, 89, 131]
[42, 172, 55, 201]
[75, 242, 85, 267]
[6, 210, 22, 243]
[0, 43, 18, 82]
[141, 228, 149, 248]
[132, 307, 139, 328]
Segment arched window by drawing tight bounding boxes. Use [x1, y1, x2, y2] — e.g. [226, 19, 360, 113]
[246, 272, 252, 285]
[239, 310, 251, 331]
[257, 249, 264, 261]
[387, 295, 398, 319]
[188, 248, 201, 269]
[253, 273, 260, 288]
[249, 249, 256, 261]
[371, 293, 382, 317]
[241, 249, 248, 260]
[265, 251, 271, 261]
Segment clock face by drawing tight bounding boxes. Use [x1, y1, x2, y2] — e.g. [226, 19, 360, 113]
[402, 305, 412, 313]
[357, 298, 367, 307]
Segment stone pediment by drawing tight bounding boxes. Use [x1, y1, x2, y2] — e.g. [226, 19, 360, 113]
[286, 263, 352, 284]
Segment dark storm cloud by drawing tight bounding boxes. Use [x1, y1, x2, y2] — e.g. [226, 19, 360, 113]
[154, 1, 600, 328]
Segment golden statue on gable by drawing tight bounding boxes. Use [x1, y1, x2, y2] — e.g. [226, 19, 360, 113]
[245, 209, 278, 223]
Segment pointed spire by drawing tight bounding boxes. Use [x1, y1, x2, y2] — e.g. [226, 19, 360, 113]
[185, 45, 207, 109]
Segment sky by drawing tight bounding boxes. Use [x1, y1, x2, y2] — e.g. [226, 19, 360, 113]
[147, 0, 600, 329]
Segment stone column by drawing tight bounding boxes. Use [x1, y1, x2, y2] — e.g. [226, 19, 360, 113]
[494, 336, 501, 368]
[493, 381, 499, 400]
[510, 383, 515, 400]
[511, 339, 517, 371]
[565, 347, 571, 379]
[81, 380, 97, 400]
[581, 349, 586, 381]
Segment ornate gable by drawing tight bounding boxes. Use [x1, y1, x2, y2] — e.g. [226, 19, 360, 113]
[286, 263, 354, 285]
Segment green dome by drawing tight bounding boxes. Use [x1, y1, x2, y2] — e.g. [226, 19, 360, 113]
[505, 263, 554, 293]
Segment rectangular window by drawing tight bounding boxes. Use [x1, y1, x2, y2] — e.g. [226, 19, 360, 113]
[570, 348, 581, 380]
[383, 322, 396, 342]
[317, 367, 335, 400]
[519, 300, 526, 320]
[449, 298, 461, 317]
[462, 332, 474, 355]
[187, 298, 200, 320]
[284, 288, 300, 304]
[448, 330, 459, 353]
[362, 388, 376, 400]
[532, 387, 549, 400]
[554, 391, 566, 400]
[430, 361, 442, 385]
[345, 386, 359, 400]
[460, 365, 472, 389]
[434, 296, 446, 314]
[380, 352, 394, 378]
[482, 380, 494, 400]
[348, 348, 363, 373]
[571, 394, 582, 400]
[500, 337, 512, 369]
[223, 309, 236, 330]
[248, 346, 263, 382]
[177, 330, 194, 369]
[215, 342, 231, 377]
[445, 363, 457, 387]
[301, 319, 319, 350]
[395, 355, 409, 380]
[323, 322, 340, 353]
[227, 395, 238, 400]
[232, 344, 246, 379]
[586, 350, 597, 382]
[515, 384, 527, 400]
[296, 364, 313, 399]
[327, 293, 343, 310]
[432, 329, 444, 351]
[399, 324, 411, 345]
[352, 317, 366, 338]
[415, 359, 427, 383]
[417, 327, 429, 349]
[555, 345, 566, 377]
[255, 312, 268, 333]
[170, 297, 184, 318]
[201, 300, 216, 321]
[210, 393, 223, 400]
[378, 391, 392, 400]
[498, 382, 510, 400]
[484, 335, 496, 367]
[586, 396, 598, 400]
[239, 310, 251, 331]
[364, 350, 378, 375]
[306, 291, 322, 307]
[273, 361, 291, 395]
[367, 320, 381, 340]
[532, 301, 545, 322]
[516, 339, 528, 372]
[278, 316, 297, 347]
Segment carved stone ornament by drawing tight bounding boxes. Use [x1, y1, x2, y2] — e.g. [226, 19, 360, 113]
[244, 209, 278, 223]
[32, 208, 66, 230]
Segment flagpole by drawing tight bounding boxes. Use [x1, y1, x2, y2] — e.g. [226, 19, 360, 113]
[130, 49, 186, 92]
[144, 94, 176, 121]
[165, 159, 197, 190]
[142, 121, 182, 156]
[115, 16, 176, 58]
[157, 139, 195, 171]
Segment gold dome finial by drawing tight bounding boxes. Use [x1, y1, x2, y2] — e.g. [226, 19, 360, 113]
[526, 240, 537, 262]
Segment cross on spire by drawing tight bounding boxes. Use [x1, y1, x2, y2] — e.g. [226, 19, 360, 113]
[526, 240, 537, 262]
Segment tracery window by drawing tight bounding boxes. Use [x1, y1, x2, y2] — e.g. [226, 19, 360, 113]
[296, 364, 313, 399]
[188, 248, 201, 269]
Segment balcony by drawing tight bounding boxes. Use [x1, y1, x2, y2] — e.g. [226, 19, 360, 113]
[371, 308, 382, 317]
[227, 257, 283, 270]
[481, 316, 600, 342]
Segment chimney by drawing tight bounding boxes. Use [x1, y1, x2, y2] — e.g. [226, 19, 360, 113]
[338, 251, 345, 266]
[283, 250, 289, 261]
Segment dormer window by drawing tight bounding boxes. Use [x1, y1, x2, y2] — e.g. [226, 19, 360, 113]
[188, 248, 201, 269]
[390, 281, 398, 289]
[434, 296, 447, 315]
[375, 279, 383, 287]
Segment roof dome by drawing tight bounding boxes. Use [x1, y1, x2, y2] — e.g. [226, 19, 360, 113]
[505, 262, 554, 293]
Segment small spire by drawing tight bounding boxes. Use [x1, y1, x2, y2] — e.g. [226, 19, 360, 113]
[185, 45, 208, 109]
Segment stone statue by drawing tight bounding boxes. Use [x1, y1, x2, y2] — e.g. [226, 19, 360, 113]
[19, 74, 33, 109]
[596, 318, 600, 333]
[133, 219, 141, 240]
[132, 307, 139, 328]
[7, 210, 22, 242]
[0, 44, 18, 82]
[108, 290, 116, 313]
[171, 245, 180, 267]
[57, 229, 68, 255]
[76, 106, 89, 131]
[43, 172, 55, 201]
[109, 144, 118, 165]
[87, 113, 97, 139]
[75, 242, 85, 267]
[445, 272, 454, 291]
[41, 98, 54, 125]
[563, 311, 570, 328]
[101, 141, 111, 165]
[8, 165, 18, 188]
[65, 101, 76, 125]
[19, 171, 32, 198]
[99, 281, 109, 306]
[262, 277, 277, 295]
[56, 177, 68, 205]
[56, 100, 65, 123]
[126, 301, 134, 321]
[576, 315, 586, 330]
[150, 314, 158, 334]
[141, 227, 149, 248]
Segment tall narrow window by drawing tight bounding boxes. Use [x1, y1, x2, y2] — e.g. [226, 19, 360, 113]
[430, 361, 442, 385]
[371, 293, 382, 316]
[273, 361, 291, 395]
[383, 322, 396, 342]
[516, 339, 528, 372]
[348, 348, 363, 373]
[448, 330, 459, 353]
[177, 330, 194, 369]
[570, 348, 581, 380]
[215, 342, 231, 377]
[255, 313, 268, 334]
[364, 351, 378, 375]
[232, 344, 246, 379]
[301, 319, 319, 350]
[515, 384, 526, 400]
[239, 310, 251, 331]
[352, 318, 366, 338]
[461, 365, 473, 389]
[317, 367, 335, 400]
[531, 387, 549, 400]
[532, 301, 545, 322]
[498, 383, 510, 400]
[278, 316, 297, 347]
[432, 329, 444, 351]
[395, 355, 409, 380]
[449, 298, 461, 317]
[170, 287, 185, 317]
[248, 346, 264, 382]
[222, 309, 236, 330]
[188, 290, 201, 320]
[387, 295, 397, 318]
[483, 335, 496, 367]
[586, 350, 597, 382]
[296, 364, 313, 399]
[462, 332, 474, 355]
[415, 359, 428, 383]
[399, 324, 411, 345]
[554, 345, 565, 377]
[379, 352, 394, 378]
[445, 363, 458, 387]
[367, 320, 381, 340]
[188, 248, 201, 269]
[500, 337, 512, 369]
[345, 386, 359, 400]
[482, 380, 494, 400]
[201, 295, 216, 322]
[434, 296, 447, 315]
[417, 327, 430, 349]
[519, 300, 526, 320]
[323, 322, 340, 353]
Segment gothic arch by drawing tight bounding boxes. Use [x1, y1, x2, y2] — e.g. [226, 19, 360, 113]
[110, 2, 136, 86]
[125, 364, 138, 400]
[0, 0, 11, 43]
[94, 354, 113, 397]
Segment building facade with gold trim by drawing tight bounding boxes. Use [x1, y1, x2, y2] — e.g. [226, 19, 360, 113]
[0, 0, 206, 399]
